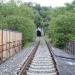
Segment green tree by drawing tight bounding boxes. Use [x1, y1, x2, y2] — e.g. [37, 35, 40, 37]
[0, 1, 36, 47]
[49, 13, 75, 48]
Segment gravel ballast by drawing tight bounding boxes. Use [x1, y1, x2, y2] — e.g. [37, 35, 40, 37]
[0, 47, 34, 75]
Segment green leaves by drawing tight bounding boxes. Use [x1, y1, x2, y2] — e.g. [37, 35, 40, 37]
[33, 5, 51, 35]
[0, 2, 36, 47]
[49, 12, 75, 48]
[47, 0, 75, 49]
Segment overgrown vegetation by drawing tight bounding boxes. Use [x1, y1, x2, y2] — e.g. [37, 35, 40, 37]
[0, 0, 75, 49]
[0, 1, 36, 47]
[48, 0, 75, 48]
[31, 4, 51, 34]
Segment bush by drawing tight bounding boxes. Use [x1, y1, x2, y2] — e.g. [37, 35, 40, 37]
[49, 13, 75, 48]
[0, 3, 36, 47]
[4, 16, 36, 46]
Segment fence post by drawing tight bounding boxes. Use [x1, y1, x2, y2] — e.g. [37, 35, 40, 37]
[73, 41, 74, 55]
[0, 30, 3, 63]
[2, 29, 3, 61]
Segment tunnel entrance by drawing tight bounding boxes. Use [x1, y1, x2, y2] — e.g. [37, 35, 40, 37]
[36, 27, 42, 37]
[37, 30, 41, 37]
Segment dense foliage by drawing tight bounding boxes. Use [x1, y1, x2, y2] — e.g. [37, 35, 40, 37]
[48, 0, 75, 48]
[0, 0, 75, 49]
[0, 1, 36, 46]
[49, 13, 75, 48]
[32, 4, 51, 34]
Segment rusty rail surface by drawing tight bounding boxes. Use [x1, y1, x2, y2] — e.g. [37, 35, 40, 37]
[18, 41, 40, 75]
[46, 41, 59, 75]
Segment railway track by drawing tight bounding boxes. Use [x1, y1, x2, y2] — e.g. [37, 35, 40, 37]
[18, 38, 59, 75]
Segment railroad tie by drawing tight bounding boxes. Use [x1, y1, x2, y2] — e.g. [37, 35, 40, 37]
[27, 38, 57, 75]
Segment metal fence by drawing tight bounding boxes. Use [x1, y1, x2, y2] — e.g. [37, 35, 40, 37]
[0, 30, 22, 64]
[65, 41, 75, 55]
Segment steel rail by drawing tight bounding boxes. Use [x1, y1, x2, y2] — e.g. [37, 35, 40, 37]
[46, 41, 59, 75]
[18, 41, 40, 75]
